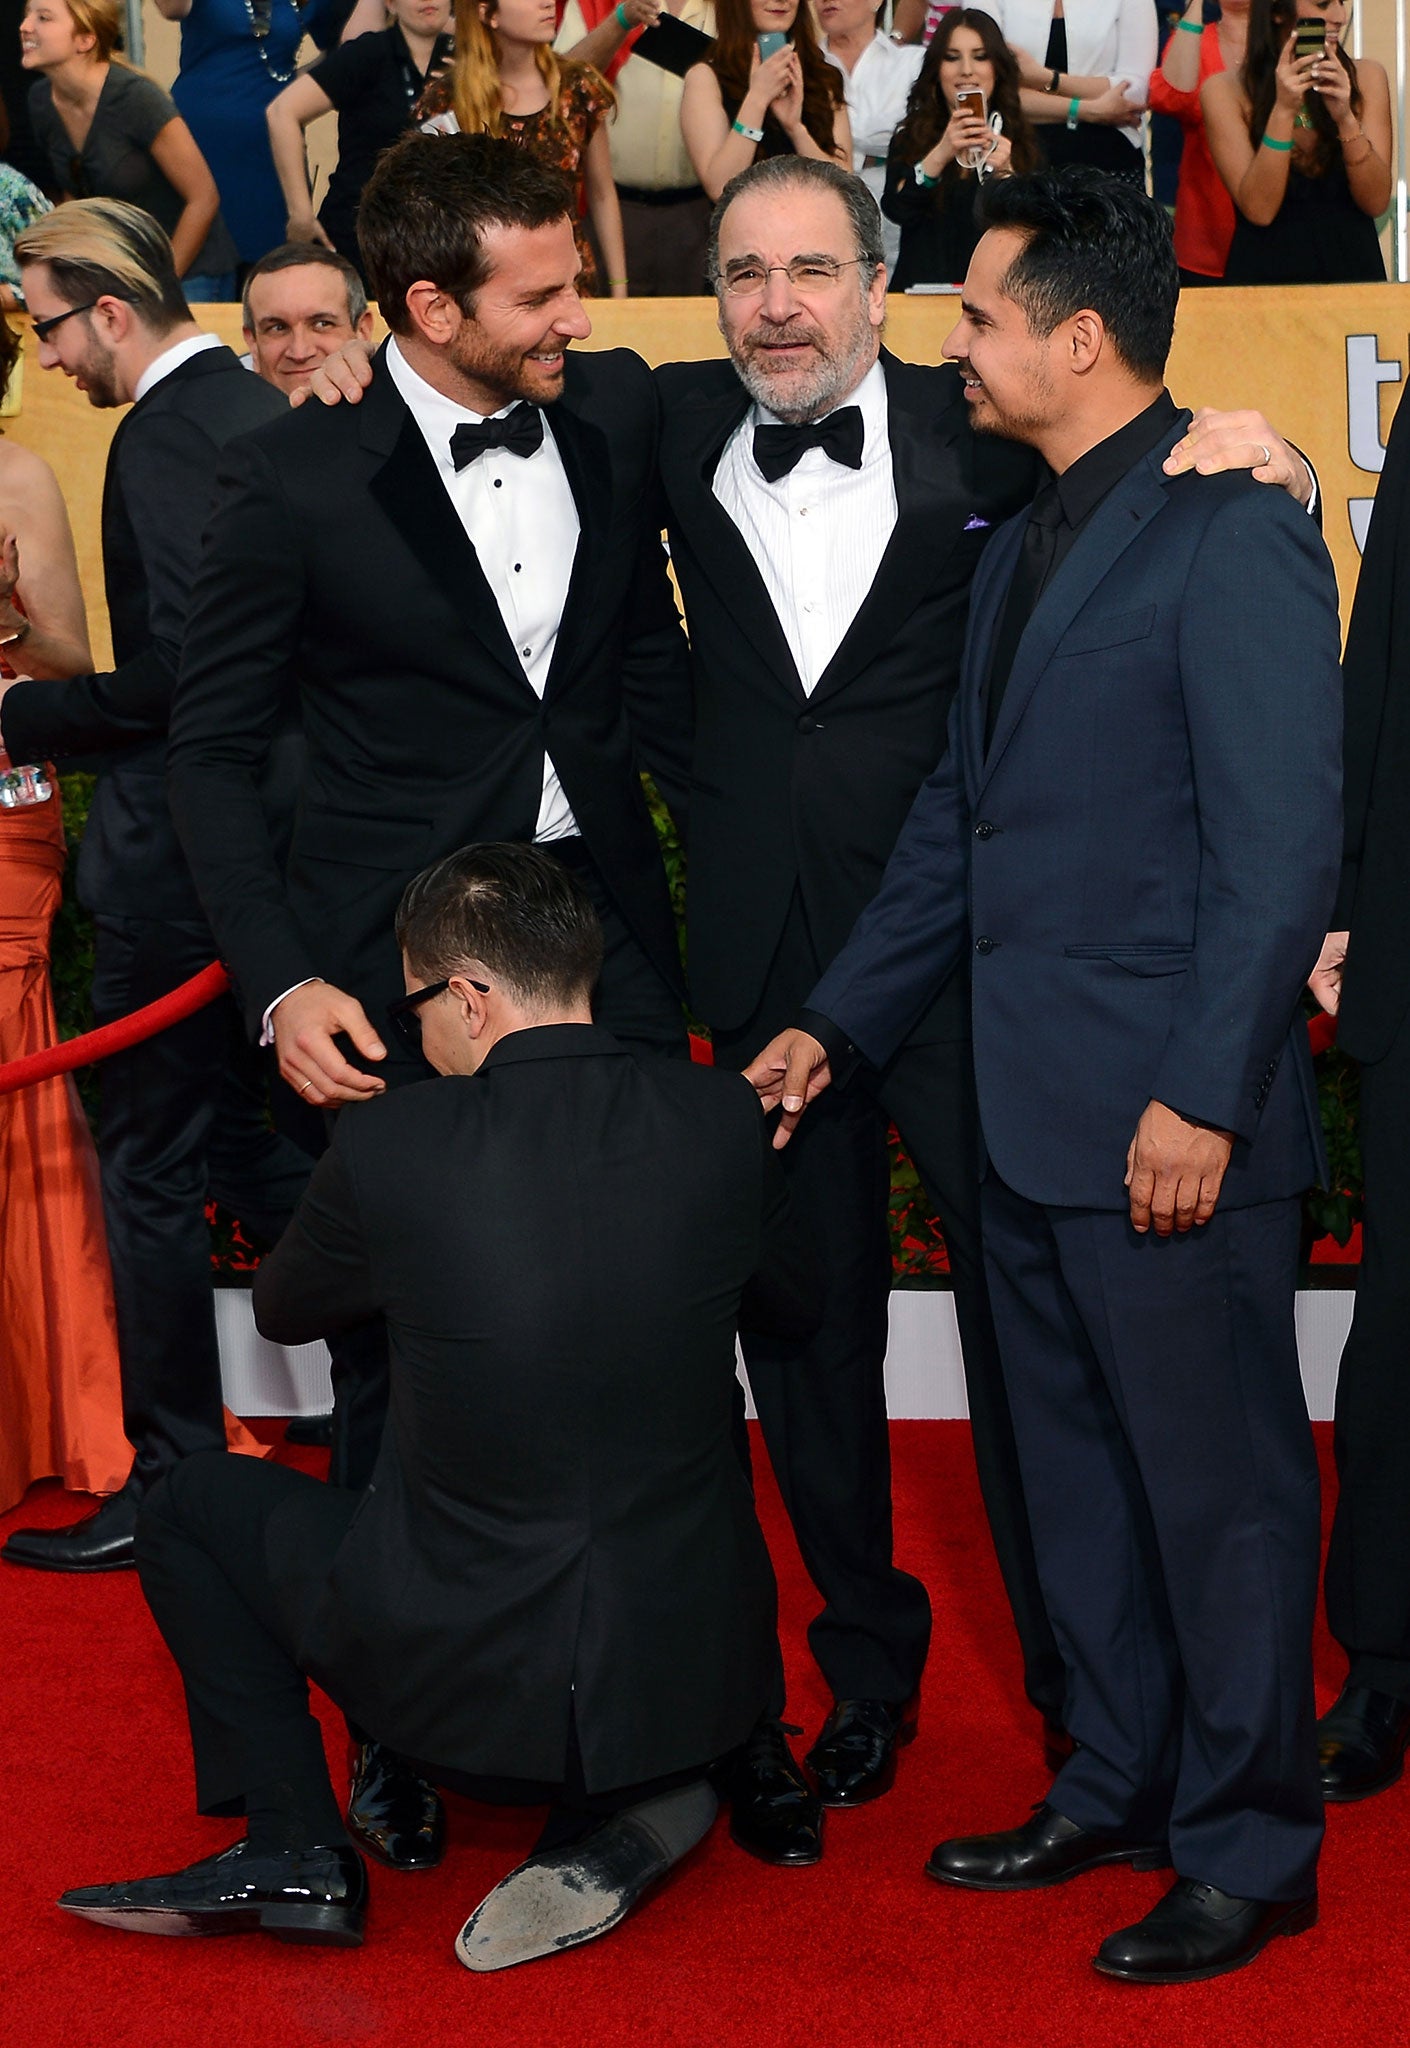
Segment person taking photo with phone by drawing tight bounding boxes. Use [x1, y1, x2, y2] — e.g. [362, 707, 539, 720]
[680, 0, 849, 201]
[1202, 0, 1390, 283]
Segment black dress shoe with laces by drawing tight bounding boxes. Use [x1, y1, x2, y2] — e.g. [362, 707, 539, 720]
[729, 1719, 824, 1867]
[58, 1839, 367, 1946]
[346, 1739, 446, 1870]
[2, 1481, 139, 1573]
[1317, 1684, 1410, 1803]
[806, 1697, 917, 1808]
[925, 1801, 1170, 1891]
[1094, 1877, 1317, 1984]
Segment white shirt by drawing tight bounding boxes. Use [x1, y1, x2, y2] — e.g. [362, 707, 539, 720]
[712, 359, 895, 696]
[384, 336, 580, 843]
[985, 0, 1154, 132]
[133, 329, 223, 403]
[824, 34, 923, 275]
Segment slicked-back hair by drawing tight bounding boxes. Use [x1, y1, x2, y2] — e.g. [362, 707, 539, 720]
[356, 132, 574, 335]
[978, 169, 1178, 381]
[241, 242, 368, 331]
[707, 156, 885, 289]
[395, 842, 604, 1011]
[15, 197, 189, 332]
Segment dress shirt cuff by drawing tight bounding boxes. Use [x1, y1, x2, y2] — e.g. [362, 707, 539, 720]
[797, 1007, 866, 1089]
[261, 978, 321, 1047]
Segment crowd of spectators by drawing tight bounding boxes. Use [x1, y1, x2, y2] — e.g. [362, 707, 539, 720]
[0, 0, 1395, 300]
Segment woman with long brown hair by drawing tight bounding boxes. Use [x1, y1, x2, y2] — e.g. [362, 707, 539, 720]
[0, 308, 131, 1515]
[883, 7, 1037, 290]
[1202, 0, 1390, 283]
[680, 0, 850, 203]
[417, 0, 628, 295]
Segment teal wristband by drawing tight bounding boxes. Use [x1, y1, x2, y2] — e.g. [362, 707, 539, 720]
[614, 2, 629, 25]
[1261, 132, 1293, 151]
[915, 165, 940, 187]
[732, 116, 765, 141]
[1176, 18, 1203, 31]
[1066, 95, 1081, 129]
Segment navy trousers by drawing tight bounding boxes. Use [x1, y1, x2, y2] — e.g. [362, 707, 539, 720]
[980, 1173, 1324, 1901]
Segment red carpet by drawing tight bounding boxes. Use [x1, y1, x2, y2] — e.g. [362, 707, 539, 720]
[0, 1421, 1399, 2048]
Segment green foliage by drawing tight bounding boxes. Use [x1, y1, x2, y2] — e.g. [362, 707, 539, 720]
[51, 774, 98, 1125]
[1306, 1043, 1362, 1245]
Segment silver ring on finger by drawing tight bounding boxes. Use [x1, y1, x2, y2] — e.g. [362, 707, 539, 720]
[1257, 443, 1271, 467]
[298, 1078, 314, 1095]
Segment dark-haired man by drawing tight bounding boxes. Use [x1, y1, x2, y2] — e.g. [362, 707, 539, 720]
[0, 199, 311, 1578]
[242, 243, 374, 396]
[57, 842, 815, 1970]
[749, 170, 1341, 1984]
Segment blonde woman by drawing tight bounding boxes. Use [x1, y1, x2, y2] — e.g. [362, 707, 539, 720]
[20, 0, 238, 293]
[418, 0, 628, 296]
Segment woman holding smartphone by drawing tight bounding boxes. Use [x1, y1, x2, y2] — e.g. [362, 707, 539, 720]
[882, 9, 1038, 291]
[1202, 0, 1390, 283]
[680, 0, 849, 202]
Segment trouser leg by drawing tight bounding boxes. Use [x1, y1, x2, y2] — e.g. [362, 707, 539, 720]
[135, 1449, 357, 1825]
[879, 1039, 1065, 1724]
[205, 1032, 315, 1248]
[1325, 1018, 1410, 1699]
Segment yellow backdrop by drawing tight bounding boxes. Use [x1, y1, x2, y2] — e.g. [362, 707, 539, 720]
[7, 284, 1409, 666]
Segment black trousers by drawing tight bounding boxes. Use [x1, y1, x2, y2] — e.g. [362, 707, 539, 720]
[91, 914, 316, 1490]
[327, 839, 689, 1490]
[713, 897, 1062, 1715]
[1325, 1011, 1410, 1699]
[981, 1173, 1323, 1900]
[136, 1451, 708, 1835]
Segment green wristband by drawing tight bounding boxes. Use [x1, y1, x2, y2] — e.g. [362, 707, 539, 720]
[915, 166, 939, 187]
[1066, 95, 1081, 129]
[1176, 18, 1203, 31]
[1261, 132, 1293, 151]
[614, 2, 629, 25]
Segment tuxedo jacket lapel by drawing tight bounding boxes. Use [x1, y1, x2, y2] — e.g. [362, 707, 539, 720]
[669, 384, 807, 703]
[361, 362, 532, 693]
[543, 401, 612, 695]
[978, 449, 1174, 790]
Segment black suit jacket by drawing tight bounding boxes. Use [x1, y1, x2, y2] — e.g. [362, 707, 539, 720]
[168, 346, 693, 1041]
[1, 345, 288, 921]
[253, 1026, 816, 1792]
[1332, 381, 1410, 1064]
[654, 349, 1037, 1039]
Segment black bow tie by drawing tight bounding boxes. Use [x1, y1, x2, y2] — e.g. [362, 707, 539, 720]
[449, 403, 544, 470]
[753, 406, 865, 483]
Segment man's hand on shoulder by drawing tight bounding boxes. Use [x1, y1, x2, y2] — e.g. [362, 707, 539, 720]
[1308, 930, 1349, 1016]
[1163, 408, 1314, 507]
[1125, 1098, 1234, 1236]
[289, 337, 376, 409]
[272, 979, 388, 1103]
[743, 1029, 832, 1150]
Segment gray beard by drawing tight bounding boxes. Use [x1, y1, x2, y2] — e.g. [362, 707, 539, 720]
[730, 326, 878, 424]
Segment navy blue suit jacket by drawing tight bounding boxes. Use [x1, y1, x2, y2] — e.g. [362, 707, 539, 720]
[808, 416, 1343, 1212]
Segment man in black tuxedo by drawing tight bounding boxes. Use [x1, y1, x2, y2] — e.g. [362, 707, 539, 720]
[750, 172, 1340, 1984]
[1306, 382, 1410, 1801]
[0, 200, 312, 1577]
[58, 843, 815, 1969]
[651, 154, 1317, 1855]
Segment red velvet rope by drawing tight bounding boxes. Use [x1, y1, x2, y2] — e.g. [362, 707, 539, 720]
[0, 961, 230, 1097]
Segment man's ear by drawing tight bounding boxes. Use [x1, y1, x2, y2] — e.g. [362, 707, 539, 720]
[90, 293, 135, 346]
[356, 308, 375, 340]
[448, 971, 492, 1037]
[403, 278, 462, 348]
[1067, 307, 1105, 375]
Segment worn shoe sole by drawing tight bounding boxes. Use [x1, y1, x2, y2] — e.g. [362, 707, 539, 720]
[926, 1843, 1172, 1892]
[59, 1899, 365, 1946]
[1091, 1897, 1317, 1984]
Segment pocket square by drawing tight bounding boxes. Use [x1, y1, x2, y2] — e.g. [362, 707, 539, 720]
[964, 515, 992, 531]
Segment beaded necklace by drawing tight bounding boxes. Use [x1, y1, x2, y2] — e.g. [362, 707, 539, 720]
[243, 0, 299, 86]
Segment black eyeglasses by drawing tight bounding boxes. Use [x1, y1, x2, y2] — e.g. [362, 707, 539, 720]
[386, 976, 489, 1053]
[31, 295, 125, 343]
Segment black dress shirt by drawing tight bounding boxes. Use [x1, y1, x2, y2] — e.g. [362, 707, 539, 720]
[310, 24, 453, 262]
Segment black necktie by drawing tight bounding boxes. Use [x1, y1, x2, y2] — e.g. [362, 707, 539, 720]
[984, 480, 1065, 751]
[449, 403, 544, 470]
[753, 406, 864, 483]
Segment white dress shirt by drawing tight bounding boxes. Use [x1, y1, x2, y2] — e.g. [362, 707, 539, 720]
[712, 358, 895, 696]
[133, 329, 223, 402]
[985, 0, 1155, 138]
[824, 34, 924, 275]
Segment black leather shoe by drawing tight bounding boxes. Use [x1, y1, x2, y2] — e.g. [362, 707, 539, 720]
[346, 1739, 446, 1870]
[729, 1720, 824, 1867]
[58, 1839, 367, 1946]
[1317, 1684, 1410, 1803]
[283, 1415, 334, 1448]
[1094, 1878, 1317, 1984]
[926, 1801, 1170, 1891]
[807, 1697, 917, 1808]
[2, 1482, 139, 1573]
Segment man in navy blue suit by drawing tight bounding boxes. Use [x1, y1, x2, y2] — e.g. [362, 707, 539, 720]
[746, 171, 1342, 1985]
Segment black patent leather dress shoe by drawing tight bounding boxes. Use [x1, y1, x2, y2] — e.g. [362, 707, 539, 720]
[1317, 1684, 1410, 1803]
[58, 1839, 367, 1947]
[2, 1482, 139, 1573]
[807, 1697, 917, 1808]
[1094, 1877, 1317, 1984]
[729, 1719, 824, 1867]
[346, 1739, 446, 1870]
[925, 1801, 1170, 1891]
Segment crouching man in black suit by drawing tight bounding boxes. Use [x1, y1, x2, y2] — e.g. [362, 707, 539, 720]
[59, 844, 816, 1969]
